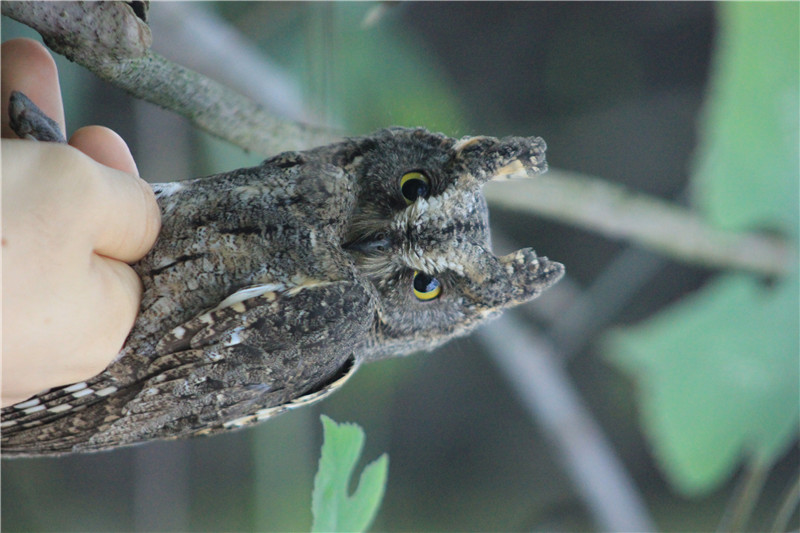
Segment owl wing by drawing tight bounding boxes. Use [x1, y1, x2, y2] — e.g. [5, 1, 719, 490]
[1, 279, 374, 456]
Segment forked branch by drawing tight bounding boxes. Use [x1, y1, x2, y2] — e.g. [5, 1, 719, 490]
[4, 1, 795, 277]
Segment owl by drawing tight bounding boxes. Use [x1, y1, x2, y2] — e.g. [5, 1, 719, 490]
[2, 91, 564, 456]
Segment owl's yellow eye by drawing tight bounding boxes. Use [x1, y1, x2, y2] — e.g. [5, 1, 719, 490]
[412, 271, 442, 301]
[400, 171, 431, 205]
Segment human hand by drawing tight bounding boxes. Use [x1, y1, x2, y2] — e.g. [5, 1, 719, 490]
[1, 38, 161, 406]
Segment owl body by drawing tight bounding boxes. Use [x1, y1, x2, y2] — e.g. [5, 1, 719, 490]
[2, 105, 564, 455]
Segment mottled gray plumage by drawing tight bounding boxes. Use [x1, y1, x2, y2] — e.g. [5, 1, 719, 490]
[2, 91, 564, 456]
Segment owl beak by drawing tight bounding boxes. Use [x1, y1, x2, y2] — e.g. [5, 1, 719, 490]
[344, 233, 393, 254]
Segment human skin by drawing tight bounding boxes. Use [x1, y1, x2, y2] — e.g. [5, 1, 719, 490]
[1, 38, 161, 406]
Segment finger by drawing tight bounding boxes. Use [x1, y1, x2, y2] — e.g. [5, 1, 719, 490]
[70, 125, 139, 175]
[0, 258, 143, 406]
[89, 162, 161, 263]
[87, 255, 144, 351]
[1, 38, 65, 138]
[2, 140, 160, 263]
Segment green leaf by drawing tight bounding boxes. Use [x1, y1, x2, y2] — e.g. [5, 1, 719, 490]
[691, 2, 799, 236]
[606, 3, 799, 496]
[607, 273, 799, 495]
[311, 416, 389, 532]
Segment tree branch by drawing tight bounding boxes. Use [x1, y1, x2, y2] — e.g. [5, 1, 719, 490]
[485, 169, 796, 278]
[2, 1, 337, 155]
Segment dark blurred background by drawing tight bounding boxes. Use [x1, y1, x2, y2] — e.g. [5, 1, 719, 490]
[2, 3, 796, 531]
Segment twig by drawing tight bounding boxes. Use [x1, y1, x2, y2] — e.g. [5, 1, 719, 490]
[484, 169, 795, 278]
[2, 1, 337, 156]
[770, 473, 800, 533]
[549, 247, 667, 359]
[716, 458, 771, 532]
[477, 315, 657, 532]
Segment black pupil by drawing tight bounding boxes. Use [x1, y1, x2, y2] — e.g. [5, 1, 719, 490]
[402, 178, 429, 201]
[414, 272, 439, 293]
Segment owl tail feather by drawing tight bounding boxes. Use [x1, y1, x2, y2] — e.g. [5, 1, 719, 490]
[1, 372, 126, 456]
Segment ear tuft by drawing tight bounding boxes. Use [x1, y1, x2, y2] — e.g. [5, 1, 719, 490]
[499, 248, 565, 303]
[452, 135, 547, 186]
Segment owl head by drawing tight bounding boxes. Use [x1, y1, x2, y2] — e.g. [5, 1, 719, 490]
[315, 127, 564, 360]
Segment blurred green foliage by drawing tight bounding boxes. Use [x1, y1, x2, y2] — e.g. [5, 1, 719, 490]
[218, 2, 468, 135]
[607, 2, 799, 496]
[692, 3, 799, 234]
